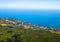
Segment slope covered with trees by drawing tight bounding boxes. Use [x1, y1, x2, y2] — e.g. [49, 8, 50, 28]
[0, 18, 60, 42]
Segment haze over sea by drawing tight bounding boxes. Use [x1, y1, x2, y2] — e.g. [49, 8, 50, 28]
[0, 9, 60, 28]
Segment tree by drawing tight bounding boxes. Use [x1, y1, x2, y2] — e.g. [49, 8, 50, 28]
[12, 34, 22, 42]
[6, 38, 12, 42]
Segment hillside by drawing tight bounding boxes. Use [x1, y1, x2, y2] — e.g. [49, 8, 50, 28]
[0, 18, 60, 42]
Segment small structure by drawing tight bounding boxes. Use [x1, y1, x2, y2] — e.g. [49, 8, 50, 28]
[0, 24, 8, 27]
[23, 25, 31, 29]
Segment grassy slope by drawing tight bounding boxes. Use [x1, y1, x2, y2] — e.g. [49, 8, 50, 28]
[0, 26, 60, 42]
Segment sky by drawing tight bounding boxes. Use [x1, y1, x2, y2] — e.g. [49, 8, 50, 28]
[0, 0, 60, 10]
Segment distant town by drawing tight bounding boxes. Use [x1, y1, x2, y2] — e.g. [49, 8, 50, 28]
[0, 18, 60, 34]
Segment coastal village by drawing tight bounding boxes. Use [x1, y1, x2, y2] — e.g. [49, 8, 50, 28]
[0, 18, 60, 34]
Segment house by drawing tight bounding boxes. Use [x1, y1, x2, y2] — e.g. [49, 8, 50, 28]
[0, 24, 9, 27]
[23, 25, 30, 29]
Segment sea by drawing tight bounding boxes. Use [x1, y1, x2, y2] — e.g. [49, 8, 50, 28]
[0, 9, 60, 28]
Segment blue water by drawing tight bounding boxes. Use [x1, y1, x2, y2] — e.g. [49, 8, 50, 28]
[0, 9, 60, 28]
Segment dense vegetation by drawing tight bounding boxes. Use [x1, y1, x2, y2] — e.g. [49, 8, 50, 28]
[0, 18, 60, 42]
[0, 26, 60, 42]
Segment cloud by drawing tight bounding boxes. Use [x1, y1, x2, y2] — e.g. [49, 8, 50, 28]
[0, 1, 60, 10]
